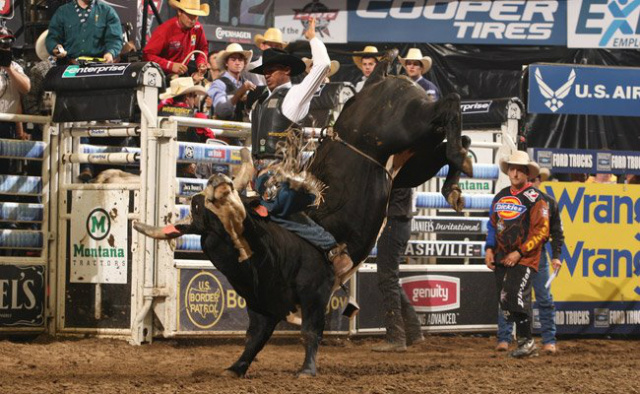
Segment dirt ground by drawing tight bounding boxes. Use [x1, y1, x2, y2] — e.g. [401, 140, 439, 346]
[0, 334, 638, 394]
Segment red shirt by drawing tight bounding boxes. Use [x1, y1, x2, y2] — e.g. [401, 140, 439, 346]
[143, 17, 208, 75]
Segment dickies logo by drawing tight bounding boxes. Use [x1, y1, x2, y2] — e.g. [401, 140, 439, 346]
[401, 275, 460, 312]
[495, 196, 526, 220]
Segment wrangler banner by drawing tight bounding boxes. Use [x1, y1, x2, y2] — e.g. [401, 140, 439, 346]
[543, 182, 640, 335]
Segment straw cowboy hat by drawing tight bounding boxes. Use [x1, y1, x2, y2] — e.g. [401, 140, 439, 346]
[250, 48, 306, 76]
[499, 151, 540, 179]
[216, 43, 253, 71]
[302, 57, 340, 78]
[169, 0, 209, 16]
[399, 48, 432, 73]
[160, 77, 208, 100]
[538, 167, 551, 182]
[352, 46, 382, 70]
[35, 30, 49, 62]
[254, 27, 288, 48]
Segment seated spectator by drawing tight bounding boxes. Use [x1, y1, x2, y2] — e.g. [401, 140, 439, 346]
[143, 0, 209, 80]
[399, 48, 439, 101]
[301, 57, 340, 83]
[46, 0, 123, 63]
[207, 43, 254, 122]
[352, 46, 381, 93]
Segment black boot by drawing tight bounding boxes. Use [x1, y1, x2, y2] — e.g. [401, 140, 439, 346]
[372, 310, 407, 353]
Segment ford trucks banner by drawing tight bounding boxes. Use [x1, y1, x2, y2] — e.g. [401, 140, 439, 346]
[543, 182, 640, 334]
[568, 0, 640, 48]
[347, 0, 567, 45]
[530, 148, 640, 175]
[528, 64, 640, 117]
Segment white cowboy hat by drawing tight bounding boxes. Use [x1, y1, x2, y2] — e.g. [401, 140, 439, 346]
[499, 151, 540, 179]
[169, 0, 209, 16]
[35, 30, 49, 62]
[399, 48, 432, 73]
[216, 43, 253, 71]
[254, 27, 288, 48]
[160, 77, 208, 100]
[538, 167, 551, 182]
[302, 57, 340, 78]
[352, 46, 382, 70]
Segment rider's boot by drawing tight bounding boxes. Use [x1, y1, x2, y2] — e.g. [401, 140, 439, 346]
[328, 243, 353, 278]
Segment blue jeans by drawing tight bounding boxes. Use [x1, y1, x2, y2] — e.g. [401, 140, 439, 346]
[270, 212, 337, 251]
[497, 250, 556, 344]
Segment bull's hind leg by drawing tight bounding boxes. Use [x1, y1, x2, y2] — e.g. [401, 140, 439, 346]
[224, 309, 278, 378]
[438, 94, 473, 178]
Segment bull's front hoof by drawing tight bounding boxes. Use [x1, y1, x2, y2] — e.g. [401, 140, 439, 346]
[446, 189, 465, 213]
[296, 369, 316, 378]
[221, 368, 244, 378]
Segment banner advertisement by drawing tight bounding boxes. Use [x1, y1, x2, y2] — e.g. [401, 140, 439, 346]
[178, 269, 351, 333]
[275, 0, 348, 43]
[528, 64, 640, 117]
[542, 182, 640, 334]
[0, 0, 14, 19]
[69, 190, 128, 284]
[0, 265, 45, 328]
[568, 0, 640, 48]
[530, 147, 640, 175]
[410, 216, 488, 235]
[347, 0, 567, 45]
[356, 265, 496, 332]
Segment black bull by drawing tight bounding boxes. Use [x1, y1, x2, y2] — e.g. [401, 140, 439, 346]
[134, 56, 473, 377]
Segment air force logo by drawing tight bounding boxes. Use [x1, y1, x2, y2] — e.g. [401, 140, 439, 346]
[535, 68, 576, 112]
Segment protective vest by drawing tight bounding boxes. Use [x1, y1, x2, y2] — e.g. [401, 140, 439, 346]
[218, 76, 246, 122]
[251, 87, 296, 159]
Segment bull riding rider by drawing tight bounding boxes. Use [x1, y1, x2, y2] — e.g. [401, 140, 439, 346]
[143, 0, 209, 80]
[485, 151, 550, 358]
[248, 18, 353, 280]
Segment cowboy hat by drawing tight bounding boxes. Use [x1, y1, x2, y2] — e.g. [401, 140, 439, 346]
[249, 48, 306, 76]
[302, 57, 340, 78]
[254, 27, 288, 48]
[169, 0, 209, 16]
[352, 46, 382, 70]
[538, 167, 551, 182]
[399, 48, 432, 73]
[159, 77, 208, 100]
[216, 43, 253, 71]
[499, 151, 540, 179]
[35, 30, 49, 62]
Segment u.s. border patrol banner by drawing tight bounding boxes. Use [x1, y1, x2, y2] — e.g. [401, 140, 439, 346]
[529, 147, 640, 175]
[275, 0, 348, 43]
[568, 0, 640, 48]
[347, 0, 567, 45]
[543, 182, 640, 335]
[528, 64, 640, 117]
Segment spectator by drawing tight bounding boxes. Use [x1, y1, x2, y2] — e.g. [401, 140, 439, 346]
[626, 174, 640, 184]
[0, 26, 30, 142]
[46, 0, 123, 63]
[301, 57, 339, 83]
[143, 0, 209, 79]
[495, 165, 564, 355]
[485, 151, 549, 358]
[352, 45, 381, 93]
[246, 27, 287, 87]
[399, 48, 439, 101]
[587, 173, 617, 184]
[207, 43, 254, 122]
[23, 31, 54, 118]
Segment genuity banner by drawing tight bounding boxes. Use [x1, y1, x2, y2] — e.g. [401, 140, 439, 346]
[543, 182, 640, 334]
[528, 64, 640, 117]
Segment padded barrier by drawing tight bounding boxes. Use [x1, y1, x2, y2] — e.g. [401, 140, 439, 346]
[415, 192, 493, 210]
[0, 139, 46, 160]
[0, 203, 44, 222]
[436, 163, 499, 180]
[0, 175, 43, 195]
[0, 230, 44, 249]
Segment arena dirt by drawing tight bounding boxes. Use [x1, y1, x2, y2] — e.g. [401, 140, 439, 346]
[0, 334, 638, 393]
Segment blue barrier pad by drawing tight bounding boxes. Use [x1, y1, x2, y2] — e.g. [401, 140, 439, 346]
[436, 163, 499, 180]
[0, 175, 42, 195]
[0, 139, 46, 160]
[415, 192, 494, 210]
[0, 203, 44, 222]
[177, 142, 244, 165]
[0, 230, 44, 249]
[176, 234, 202, 252]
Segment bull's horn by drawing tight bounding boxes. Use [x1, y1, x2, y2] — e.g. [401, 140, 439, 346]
[133, 221, 182, 239]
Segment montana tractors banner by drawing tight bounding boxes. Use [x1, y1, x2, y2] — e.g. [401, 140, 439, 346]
[542, 182, 640, 334]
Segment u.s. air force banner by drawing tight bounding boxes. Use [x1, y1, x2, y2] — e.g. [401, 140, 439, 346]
[542, 182, 640, 334]
[528, 64, 640, 117]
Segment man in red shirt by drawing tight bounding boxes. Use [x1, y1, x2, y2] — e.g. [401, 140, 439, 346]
[143, 0, 209, 78]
